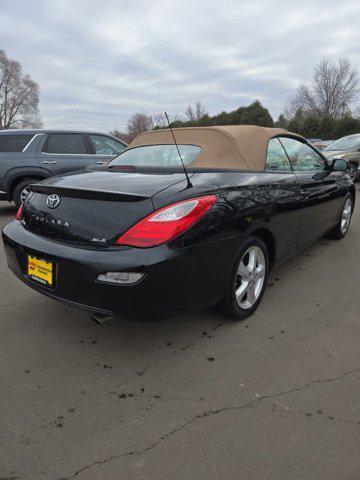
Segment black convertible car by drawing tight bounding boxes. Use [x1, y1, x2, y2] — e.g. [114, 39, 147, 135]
[2, 126, 355, 320]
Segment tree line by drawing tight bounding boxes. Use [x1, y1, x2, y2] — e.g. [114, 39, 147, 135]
[110, 100, 274, 143]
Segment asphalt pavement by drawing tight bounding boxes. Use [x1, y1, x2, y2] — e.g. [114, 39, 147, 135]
[1, 192, 360, 480]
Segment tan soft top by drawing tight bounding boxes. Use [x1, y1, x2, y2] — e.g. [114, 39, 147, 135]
[129, 125, 300, 171]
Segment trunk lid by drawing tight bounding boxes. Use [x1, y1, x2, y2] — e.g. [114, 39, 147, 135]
[23, 170, 190, 246]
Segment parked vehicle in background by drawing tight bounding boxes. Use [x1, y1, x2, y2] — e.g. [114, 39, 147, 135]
[0, 130, 127, 207]
[323, 133, 360, 181]
[2, 126, 355, 321]
[312, 139, 334, 150]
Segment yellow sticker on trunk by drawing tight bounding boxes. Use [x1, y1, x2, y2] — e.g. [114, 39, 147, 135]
[27, 255, 53, 286]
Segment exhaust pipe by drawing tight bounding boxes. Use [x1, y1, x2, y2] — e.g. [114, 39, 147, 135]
[91, 313, 113, 324]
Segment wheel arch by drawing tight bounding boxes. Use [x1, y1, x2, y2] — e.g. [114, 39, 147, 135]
[9, 174, 47, 200]
[251, 228, 276, 271]
[350, 185, 356, 212]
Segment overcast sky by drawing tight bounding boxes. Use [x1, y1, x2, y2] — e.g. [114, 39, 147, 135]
[1, 0, 360, 132]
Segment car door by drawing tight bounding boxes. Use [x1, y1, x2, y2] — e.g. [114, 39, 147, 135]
[37, 133, 95, 176]
[87, 134, 127, 166]
[265, 138, 301, 258]
[279, 136, 344, 248]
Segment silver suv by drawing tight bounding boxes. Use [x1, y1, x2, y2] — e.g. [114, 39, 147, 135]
[0, 130, 127, 206]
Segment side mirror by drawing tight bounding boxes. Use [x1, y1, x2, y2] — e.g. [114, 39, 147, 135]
[332, 158, 349, 172]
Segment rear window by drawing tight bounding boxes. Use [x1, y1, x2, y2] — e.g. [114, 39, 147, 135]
[43, 134, 87, 154]
[0, 134, 34, 152]
[89, 134, 126, 155]
[110, 145, 202, 167]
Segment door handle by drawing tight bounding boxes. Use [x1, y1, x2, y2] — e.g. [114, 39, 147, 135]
[96, 161, 108, 165]
[42, 161, 58, 165]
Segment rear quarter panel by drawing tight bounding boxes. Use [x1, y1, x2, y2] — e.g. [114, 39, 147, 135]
[0, 152, 43, 192]
[0, 134, 46, 195]
[153, 171, 301, 262]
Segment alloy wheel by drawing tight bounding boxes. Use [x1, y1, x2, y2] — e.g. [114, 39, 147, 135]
[235, 246, 266, 309]
[20, 186, 30, 204]
[340, 198, 352, 234]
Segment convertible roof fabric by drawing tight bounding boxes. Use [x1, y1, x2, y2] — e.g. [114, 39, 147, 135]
[129, 125, 299, 171]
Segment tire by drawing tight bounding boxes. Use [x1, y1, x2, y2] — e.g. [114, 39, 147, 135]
[327, 194, 353, 240]
[222, 236, 269, 320]
[13, 178, 37, 208]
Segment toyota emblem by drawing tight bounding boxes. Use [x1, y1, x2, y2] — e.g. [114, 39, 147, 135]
[47, 194, 61, 209]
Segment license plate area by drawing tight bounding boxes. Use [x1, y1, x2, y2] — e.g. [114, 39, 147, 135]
[27, 255, 55, 287]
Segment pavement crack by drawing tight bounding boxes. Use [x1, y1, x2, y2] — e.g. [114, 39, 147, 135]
[60, 401, 256, 479]
[258, 367, 360, 401]
[61, 366, 360, 479]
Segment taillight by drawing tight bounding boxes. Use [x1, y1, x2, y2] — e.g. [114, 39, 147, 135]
[115, 195, 217, 247]
[15, 205, 23, 220]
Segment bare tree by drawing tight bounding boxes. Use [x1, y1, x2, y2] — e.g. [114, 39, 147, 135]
[185, 100, 208, 121]
[127, 112, 153, 139]
[286, 57, 359, 119]
[113, 104, 205, 145]
[153, 112, 182, 128]
[111, 113, 154, 144]
[185, 105, 196, 121]
[109, 129, 132, 144]
[153, 113, 168, 128]
[0, 50, 42, 129]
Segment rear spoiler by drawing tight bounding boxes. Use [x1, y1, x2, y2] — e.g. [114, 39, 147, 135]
[29, 184, 150, 202]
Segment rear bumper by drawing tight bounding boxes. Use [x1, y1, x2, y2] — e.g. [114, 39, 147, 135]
[2, 220, 236, 318]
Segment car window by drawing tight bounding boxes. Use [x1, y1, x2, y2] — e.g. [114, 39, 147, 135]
[280, 137, 326, 172]
[43, 134, 87, 154]
[89, 134, 126, 155]
[0, 134, 34, 152]
[266, 138, 292, 171]
[110, 144, 203, 167]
